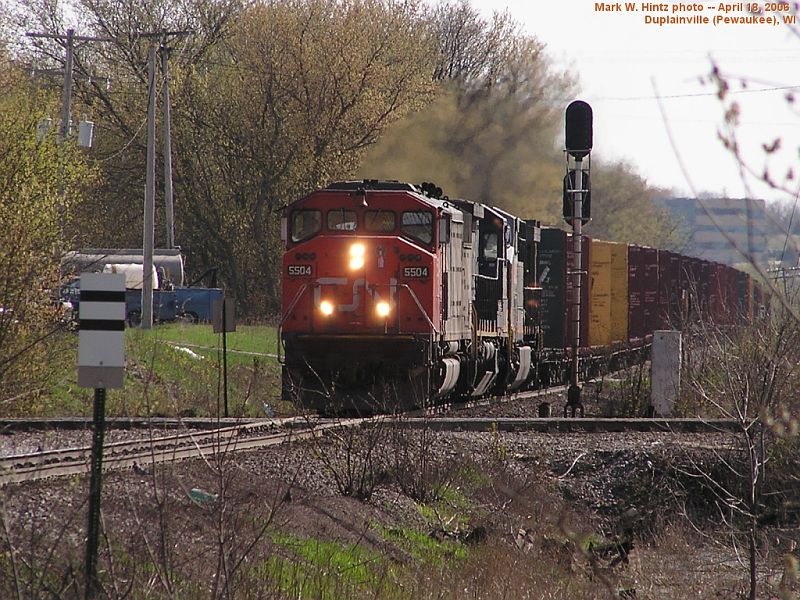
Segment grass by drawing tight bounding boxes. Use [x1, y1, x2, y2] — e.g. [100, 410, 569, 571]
[379, 525, 467, 564]
[3, 322, 286, 418]
[417, 488, 470, 532]
[266, 533, 395, 598]
[147, 322, 280, 363]
[265, 526, 473, 599]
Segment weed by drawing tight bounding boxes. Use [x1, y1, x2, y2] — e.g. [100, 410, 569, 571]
[267, 533, 394, 598]
[379, 525, 467, 565]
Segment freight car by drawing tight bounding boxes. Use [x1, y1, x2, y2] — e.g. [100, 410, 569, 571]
[535, 230, 755, 386]
[279, 180, 757, 414]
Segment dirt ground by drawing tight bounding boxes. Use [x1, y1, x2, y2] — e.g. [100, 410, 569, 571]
[1, 422, 798, 599]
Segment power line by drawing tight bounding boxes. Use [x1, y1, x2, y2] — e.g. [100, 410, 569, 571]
[96, 116, 148, 162]
[590, 84, 800, 102]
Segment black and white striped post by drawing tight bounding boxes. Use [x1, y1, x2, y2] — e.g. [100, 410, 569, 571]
[77, 273, 125, 599]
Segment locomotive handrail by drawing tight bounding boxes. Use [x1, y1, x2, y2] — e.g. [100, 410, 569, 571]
[397, 283, 440, 336]
[280, 283, 312, 328]
[395, 283, 437, 369]
[367, 282, 440, 336]
[277, 283, 312, 364]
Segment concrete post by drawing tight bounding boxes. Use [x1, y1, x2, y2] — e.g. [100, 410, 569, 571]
[651, 330, 681, 416]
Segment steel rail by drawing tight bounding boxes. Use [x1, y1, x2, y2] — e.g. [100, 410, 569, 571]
[1, 410, 742, 486]
[0, 417, 349, 486]
[392, 417, 741, 433]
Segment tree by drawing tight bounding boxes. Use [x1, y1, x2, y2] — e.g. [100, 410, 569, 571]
[360, 3, 570, 222]
[359, 2, 679, 250]
[11, 0, 435, 316]
[10, 0, 242, 251]
[656, 32, 800, 598]
[171, 0, 435, 315]
[681, 292, 800, 600]
[0, 52, 93, 407]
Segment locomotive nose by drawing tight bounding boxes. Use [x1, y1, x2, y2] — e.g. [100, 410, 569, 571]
[310, 237, 397, 329]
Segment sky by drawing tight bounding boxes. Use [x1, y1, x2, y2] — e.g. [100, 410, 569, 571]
[468, 0, 800, 204]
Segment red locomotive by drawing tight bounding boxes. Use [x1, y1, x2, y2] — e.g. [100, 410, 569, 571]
[280, 180, 760, 414]
[280, 180, 540, 413]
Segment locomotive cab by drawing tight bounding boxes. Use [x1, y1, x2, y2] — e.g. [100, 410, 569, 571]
[280, 180, 471, 413]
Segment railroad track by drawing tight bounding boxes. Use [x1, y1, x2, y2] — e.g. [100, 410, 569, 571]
[0, 417, 360, 486]
[0, 379, 742, 486]
[1, 407, 742, 486]
[399, 417, 740, 432]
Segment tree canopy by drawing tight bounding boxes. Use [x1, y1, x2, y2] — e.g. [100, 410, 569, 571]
[5, 0, 680, 318]
[16, 0, 436, 315]
[0, 51, 94, 401]
[359, 2, 678, 248]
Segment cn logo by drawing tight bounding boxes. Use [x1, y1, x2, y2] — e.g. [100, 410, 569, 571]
[313, 277, 397, 312]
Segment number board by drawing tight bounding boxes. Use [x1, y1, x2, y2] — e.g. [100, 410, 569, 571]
[403, 266, 429, 278]
[287, 264, 313, 277]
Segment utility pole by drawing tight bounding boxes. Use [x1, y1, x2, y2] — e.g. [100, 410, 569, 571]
[138, 30, 191, 250]
[25, 29, 112, 144]
[161, 39, 175, 249]
[59, 29, 74, 144]
[143, 47, 157, 329]
[137, 29, 192, 327]
[25, 29, 112, 257]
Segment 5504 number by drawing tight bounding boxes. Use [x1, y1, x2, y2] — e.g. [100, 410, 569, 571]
[403, 266, 429, 278]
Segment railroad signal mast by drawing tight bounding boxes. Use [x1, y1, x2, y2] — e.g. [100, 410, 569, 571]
[564, 100, 593, 417]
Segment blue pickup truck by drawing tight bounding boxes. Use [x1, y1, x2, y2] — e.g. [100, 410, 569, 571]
[124, 287, 224, 325]
[62, 281, 223, 326]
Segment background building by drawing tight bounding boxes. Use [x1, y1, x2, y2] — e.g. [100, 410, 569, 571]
[657, 197, 769, 266]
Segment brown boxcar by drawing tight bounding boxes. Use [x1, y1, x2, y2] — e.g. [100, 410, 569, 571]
[737, 269, 752, 320]
[658, 250, 681, 328]
[684, 257, 705, 318]
[642, 247, 659, 335]
[704, 262, 717, 321]
[726, 265, 742, 322]
[628, 245, 647, 341]
[716, 264, 728, 322]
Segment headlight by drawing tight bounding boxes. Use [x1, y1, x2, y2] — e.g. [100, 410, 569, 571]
[349, 243, 365, 270]
[375, 301, 391, 318]
[319, 300, 334, 316]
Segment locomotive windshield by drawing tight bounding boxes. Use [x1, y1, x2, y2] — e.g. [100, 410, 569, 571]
[291, 209, 322, 242]
[365, 210, 395, 232]
[401, 211, 433, 245]
[327, 209, 357, 231]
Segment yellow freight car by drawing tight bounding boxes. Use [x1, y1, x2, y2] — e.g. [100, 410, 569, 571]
[609, 242, 629, 343]
[588, 241, 612, 346]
